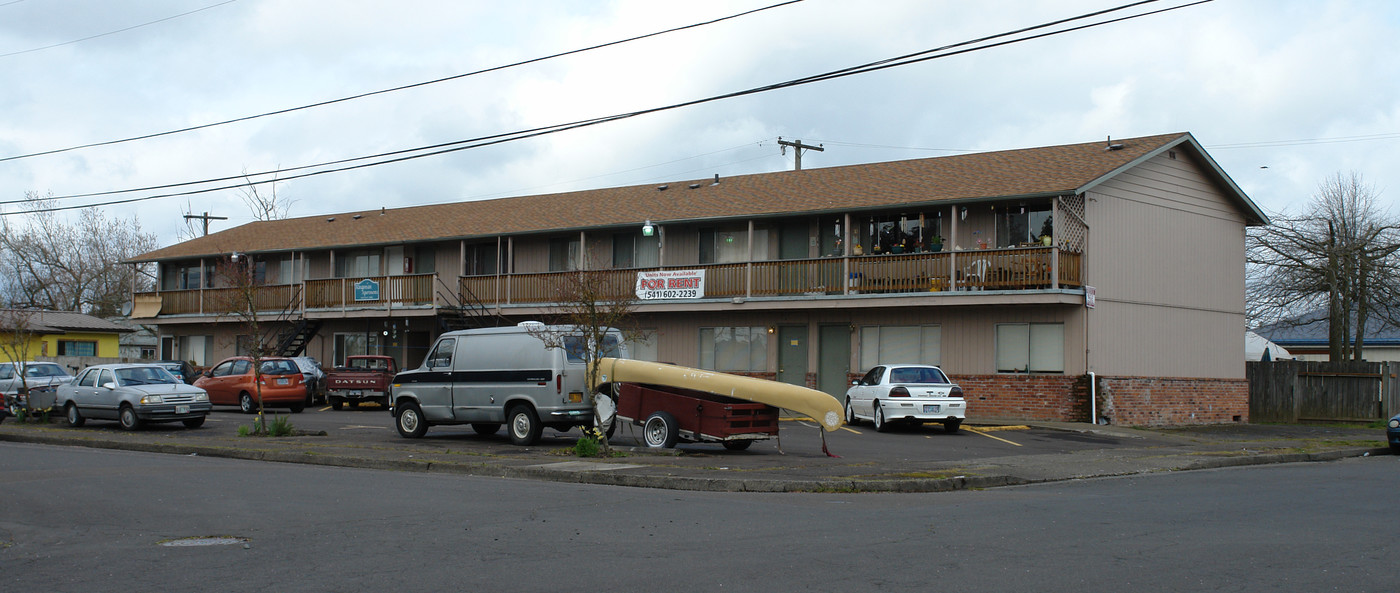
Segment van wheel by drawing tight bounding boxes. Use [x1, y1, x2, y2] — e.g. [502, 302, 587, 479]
[643, 411, 679, 448]
[471, 423, 500, 436]
[507, 404, 542, 446]
[395, 402, 428, 438]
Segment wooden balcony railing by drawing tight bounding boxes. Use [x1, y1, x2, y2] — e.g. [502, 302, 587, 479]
[461, 247, 1080, 306]
[137, 249, 1081, 317]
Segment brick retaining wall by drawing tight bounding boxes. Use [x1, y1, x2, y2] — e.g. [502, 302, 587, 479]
[846, 372, 1248, 427]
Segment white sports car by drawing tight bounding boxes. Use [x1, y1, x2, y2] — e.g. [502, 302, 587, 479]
[845, 364, 966, 433]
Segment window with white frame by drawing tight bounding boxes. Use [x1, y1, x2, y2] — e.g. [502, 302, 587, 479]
[995, 323, 1064, 373]
[859, 325, 941, 371]
[698, 327, 767, 372]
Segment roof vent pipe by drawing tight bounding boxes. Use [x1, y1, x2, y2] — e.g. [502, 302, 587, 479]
[711, 174, 720, 186]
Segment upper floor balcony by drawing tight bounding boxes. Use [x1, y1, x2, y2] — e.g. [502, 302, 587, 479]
[132, 246, 1082, 320]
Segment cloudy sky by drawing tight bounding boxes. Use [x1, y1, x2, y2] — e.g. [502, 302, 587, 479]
[2, 0, 1398, 246]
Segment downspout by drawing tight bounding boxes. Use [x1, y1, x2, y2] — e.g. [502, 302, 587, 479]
[1089, 371, 1097, 425]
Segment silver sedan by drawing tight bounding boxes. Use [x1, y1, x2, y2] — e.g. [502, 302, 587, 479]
[56, 364, 212, 430]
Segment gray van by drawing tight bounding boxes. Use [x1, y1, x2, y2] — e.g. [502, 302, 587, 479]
[389, 322, 625, 445]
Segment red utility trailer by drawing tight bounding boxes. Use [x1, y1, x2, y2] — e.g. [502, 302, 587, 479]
[613, 382, 779, 450]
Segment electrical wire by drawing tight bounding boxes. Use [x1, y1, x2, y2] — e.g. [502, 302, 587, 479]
[5, 0, 1210, 215]
[0, 0, 239, 59]
[0, 0, 803, 163]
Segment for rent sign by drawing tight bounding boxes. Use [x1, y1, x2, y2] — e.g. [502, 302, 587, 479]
[635, 269, 705, 300]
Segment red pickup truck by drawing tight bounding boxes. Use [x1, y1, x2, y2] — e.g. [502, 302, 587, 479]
[325, 355, 397, 410]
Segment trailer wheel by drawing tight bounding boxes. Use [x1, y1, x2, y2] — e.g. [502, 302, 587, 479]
[643, 411, 679, 448]
[721, 440, 752, 451]
[507, 404, 542, 446]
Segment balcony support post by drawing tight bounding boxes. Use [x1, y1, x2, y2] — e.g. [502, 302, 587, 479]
[842, 213, 851, 295]
[745, 220, 754, 298]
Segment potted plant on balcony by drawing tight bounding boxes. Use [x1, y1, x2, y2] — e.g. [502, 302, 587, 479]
[927, 235, 943, 252]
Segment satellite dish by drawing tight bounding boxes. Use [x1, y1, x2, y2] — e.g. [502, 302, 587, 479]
[120, 301, 133, 316]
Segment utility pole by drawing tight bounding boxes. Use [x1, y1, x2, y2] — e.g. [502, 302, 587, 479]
[183, 211, 228, 236]
[778, 137, 824, 171]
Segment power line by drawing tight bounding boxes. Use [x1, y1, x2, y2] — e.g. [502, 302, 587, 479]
[0, 0, 803, 163]
[1205, 133, 1400, 150]
[0, 0, 239, 59]
[4, 0, 1209, 215]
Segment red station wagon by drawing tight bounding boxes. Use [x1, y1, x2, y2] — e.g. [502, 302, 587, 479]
[195, 356, 308, 413]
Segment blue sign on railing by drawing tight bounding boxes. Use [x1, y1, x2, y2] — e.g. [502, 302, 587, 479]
[354, 278, 380, 302]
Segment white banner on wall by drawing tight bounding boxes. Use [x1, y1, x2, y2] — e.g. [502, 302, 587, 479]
[635, 269, 705, 300]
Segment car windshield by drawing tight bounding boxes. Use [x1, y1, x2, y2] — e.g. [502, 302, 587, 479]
[260, 360, 300, 375]
[115, 366, 179, 386]
[888, 367, 948, 384]
[24, 363, 68, 378]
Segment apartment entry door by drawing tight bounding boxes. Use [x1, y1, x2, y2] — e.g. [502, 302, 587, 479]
[777, 325, 808, 387]
[818, 325, 852, 397]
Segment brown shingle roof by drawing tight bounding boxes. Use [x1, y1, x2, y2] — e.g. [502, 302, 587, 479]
[134, 132, 1257, 262]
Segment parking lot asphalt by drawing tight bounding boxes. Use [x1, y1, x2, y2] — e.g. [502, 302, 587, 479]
[0, 409, 1390, 493]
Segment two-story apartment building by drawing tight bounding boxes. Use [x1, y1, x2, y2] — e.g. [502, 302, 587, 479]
[129, 132, 1267, 426]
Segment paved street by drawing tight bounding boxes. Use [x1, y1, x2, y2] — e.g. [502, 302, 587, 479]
[2, 443, 1395, 592]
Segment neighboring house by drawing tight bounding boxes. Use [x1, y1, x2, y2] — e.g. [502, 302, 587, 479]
[127, 132, 1267, 426]
[1245, 331, 1291, 362]
[1252, 312, 1400, 362]
[109, 318, 159, 361]
[0, 309, 134, 366]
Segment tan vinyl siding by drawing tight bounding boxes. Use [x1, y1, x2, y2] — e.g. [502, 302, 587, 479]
[511, 241, 549, 274]
[1085, 152, 1246, 379]
[664, 226, 700, 266]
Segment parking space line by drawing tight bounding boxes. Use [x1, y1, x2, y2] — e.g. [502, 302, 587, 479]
[968, 426, 1023, 446]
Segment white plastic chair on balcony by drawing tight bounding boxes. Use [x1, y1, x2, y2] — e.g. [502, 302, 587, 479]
[962, 259, 989, 290]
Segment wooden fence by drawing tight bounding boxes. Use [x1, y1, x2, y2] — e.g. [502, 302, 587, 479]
[1247, 360, 1400, 423]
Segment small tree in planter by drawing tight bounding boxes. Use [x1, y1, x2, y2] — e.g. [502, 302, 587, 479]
[0, 308, 44, 422]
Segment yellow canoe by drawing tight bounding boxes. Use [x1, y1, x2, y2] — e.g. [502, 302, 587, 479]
[593, 358, 844, 432]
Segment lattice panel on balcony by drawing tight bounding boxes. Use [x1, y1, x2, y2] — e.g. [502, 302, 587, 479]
[1056, 193, 1087, 252]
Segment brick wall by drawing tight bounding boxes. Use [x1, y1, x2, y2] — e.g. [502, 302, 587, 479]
[890, 373, 1247, 427]
[1095, 376, 1249, 426]
[955, 374, 1088, 422]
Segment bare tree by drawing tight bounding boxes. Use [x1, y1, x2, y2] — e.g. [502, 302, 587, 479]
[207, 254, 285, 433]
[237, 171, 294, 221]
[1248, 172, 1400, 360]
[527, 265, 647, 454]
[0, 194, 159, 316]
[0, 309, 42, 419]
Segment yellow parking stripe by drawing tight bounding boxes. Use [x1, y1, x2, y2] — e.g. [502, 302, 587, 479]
[968, 426, 1022, 446]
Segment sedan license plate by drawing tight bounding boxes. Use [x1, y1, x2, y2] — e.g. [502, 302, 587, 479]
[922, 404, 941, 413]
[175, 405, 190, 414]
[276, 378, 289, 385]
